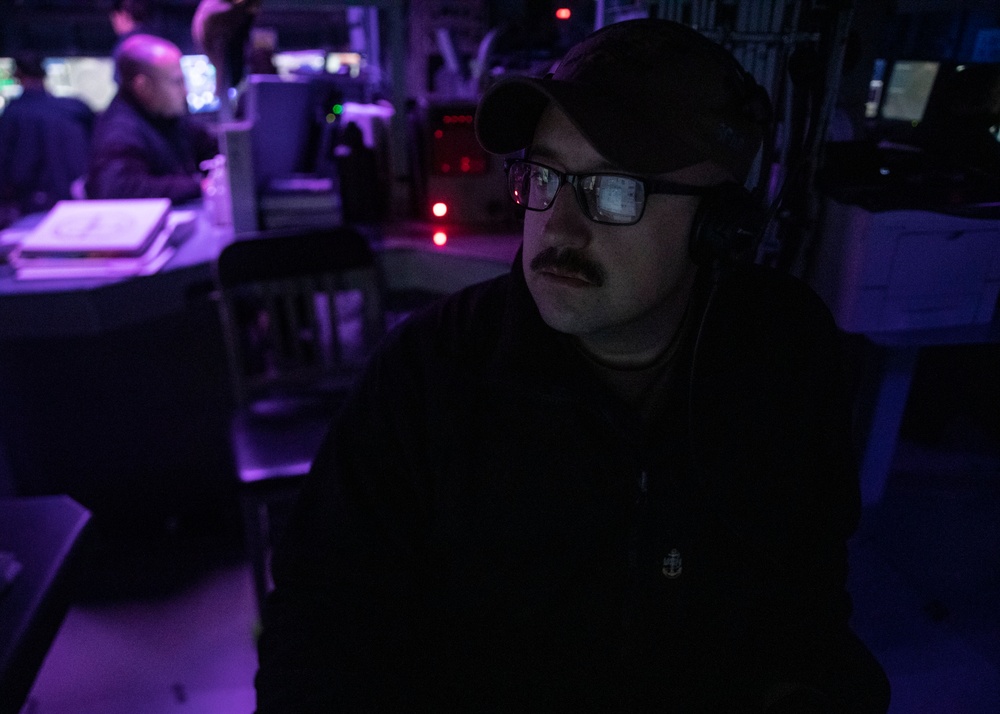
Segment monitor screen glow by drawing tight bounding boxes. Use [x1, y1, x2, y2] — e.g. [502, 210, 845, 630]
[180, 54, 219, 114]
[326, 52, 364, 78]
[880, 60, 940, 123]
[0, 57, 22, 115]
[5, 54, 222, 116]
[273, 50, 327, 77]
[43, 57, 116, 112]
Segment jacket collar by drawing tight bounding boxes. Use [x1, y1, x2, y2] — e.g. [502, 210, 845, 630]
[492, 247, 714, 388]
[488, 247, 644, 434]
[114, 90, 180, 133]
[491, 246, 581, 392]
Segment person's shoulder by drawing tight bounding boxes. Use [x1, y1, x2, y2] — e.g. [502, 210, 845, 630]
[0, 92, 39, 120]
[92, 95, 144, 138]
[42, 95, 95, 125]
[384, 273, 511, 360]
[0, 98, 22, 124]
[354, 274, 511, 398]
[96, 95, 138, 123]
[56, 97, 94, 114]
[703, 262, 840, 365]
[715, 262, 834, 327]
[0, 93, 52, 126]
[94, 97, 120, 124]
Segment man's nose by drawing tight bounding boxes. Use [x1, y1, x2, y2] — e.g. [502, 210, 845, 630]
[541, 183, 590, 247]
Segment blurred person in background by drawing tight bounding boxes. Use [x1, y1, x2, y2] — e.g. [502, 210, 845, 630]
[0, 52, 94, 224]
[192, 0, 261, 116]
[111, 0, 155, 83]
[110, 0, 154, 43]
[87, 34, 217, 203]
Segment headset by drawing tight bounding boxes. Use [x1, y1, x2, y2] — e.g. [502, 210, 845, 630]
[687, 63, 776, 268]
[682, 48, 792, 564]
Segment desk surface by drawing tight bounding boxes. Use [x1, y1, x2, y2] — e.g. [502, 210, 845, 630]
[864, 313, 1000, 347]
[0, 207, 228, 295]
[0, 495, 90, 714]
[0, 207, 521, 339]
[0, 207, 228, 339]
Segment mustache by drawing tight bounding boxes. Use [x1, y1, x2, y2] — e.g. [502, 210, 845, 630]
[529, 247, 605, 286]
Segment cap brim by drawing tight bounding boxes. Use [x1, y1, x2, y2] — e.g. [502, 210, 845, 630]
[475, 76, 707, 174]
[475, 77, 550, 156]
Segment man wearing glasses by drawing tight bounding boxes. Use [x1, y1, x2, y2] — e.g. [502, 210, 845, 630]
[256, 19, 889, 713]
[86, 34, 217, 203]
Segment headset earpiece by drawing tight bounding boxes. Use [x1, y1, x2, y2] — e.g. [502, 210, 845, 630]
[742, 83, 774, 130]
[686, 63, 773, 268]
[688, 182, 766, 267]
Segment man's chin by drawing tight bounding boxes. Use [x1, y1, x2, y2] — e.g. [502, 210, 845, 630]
[530, 289, 599, 337]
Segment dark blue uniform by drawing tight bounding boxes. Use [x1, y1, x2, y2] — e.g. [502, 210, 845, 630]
[0, 88, 94, 216]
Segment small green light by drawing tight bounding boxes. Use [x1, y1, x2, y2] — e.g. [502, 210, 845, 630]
[333, 103, 343, 114]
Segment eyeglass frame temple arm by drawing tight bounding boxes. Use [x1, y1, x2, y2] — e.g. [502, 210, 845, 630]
[502, 158, 714, 197]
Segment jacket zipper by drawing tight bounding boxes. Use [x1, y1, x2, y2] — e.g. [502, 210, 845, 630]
[621, 468, 650, 704]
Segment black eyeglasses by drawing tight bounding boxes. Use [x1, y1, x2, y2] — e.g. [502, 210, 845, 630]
[504, 158, 712, 226]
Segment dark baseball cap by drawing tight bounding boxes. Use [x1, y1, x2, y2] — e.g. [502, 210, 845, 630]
[475, 19, 771, 180]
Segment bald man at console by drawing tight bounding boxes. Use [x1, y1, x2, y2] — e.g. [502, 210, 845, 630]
[87, 34, 218, 203]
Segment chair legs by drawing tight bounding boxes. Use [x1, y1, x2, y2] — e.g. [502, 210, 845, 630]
[240, 477, 305, 612]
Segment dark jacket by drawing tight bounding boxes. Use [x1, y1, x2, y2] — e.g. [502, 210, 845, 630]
[256, 255, 890, 713]
[86, 93, 217, 203]
[0, 88, 94, 215]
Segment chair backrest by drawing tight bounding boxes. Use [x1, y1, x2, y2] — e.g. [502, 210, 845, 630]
[214, 226, 386, 409]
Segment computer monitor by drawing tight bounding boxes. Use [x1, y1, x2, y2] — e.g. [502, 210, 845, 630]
[923, 62, 1000, 124]
[241, 74, 317, 188]
[43, 57, 116, 112]
[0, 57, 22, 115]
[325, 52, 364, 78]
[879, 60, 940, 124]
[272, 50, 327, 78]
[45, 54, 220, 115]
[920, 62, 1000, 171]
[180, 54, 219, 114]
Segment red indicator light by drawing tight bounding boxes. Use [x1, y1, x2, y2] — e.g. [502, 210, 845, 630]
[433, 231, 448, 246]
[431, 202, 448, 218]
[434, 129, 443, 138]
[556, 8, 571, 20]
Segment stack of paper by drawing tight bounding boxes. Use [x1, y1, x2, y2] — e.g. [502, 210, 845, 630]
[259, 176, 342, 231]
[11, 199, 193, 280]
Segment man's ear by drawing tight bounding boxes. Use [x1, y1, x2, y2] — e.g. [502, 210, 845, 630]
[131, 73, 151, 102]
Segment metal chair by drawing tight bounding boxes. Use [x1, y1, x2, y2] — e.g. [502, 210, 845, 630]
[213, 226, 386, 610]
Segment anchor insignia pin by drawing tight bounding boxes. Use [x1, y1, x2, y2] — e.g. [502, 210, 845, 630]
[662, 548, 682, 579]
